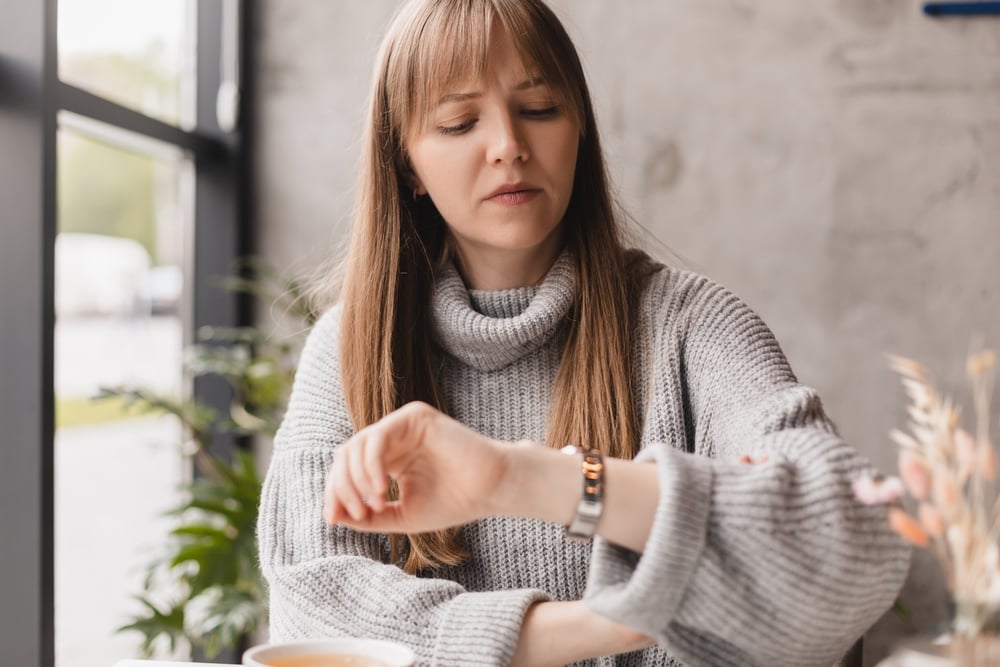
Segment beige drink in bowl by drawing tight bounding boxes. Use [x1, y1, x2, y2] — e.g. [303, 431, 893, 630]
[243, 639, 416, 667]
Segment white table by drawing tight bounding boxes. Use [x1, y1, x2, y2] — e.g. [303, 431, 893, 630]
[112, 661, 239, 667]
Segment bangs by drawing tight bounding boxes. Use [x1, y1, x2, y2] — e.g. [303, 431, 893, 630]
[385, 0, 585, 142]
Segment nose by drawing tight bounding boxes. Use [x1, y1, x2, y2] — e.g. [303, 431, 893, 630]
[487, 112, 529, 165]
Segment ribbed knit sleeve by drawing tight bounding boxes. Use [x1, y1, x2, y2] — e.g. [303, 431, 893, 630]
[257, 307, 549, 666]
[583, 274, 911, 667]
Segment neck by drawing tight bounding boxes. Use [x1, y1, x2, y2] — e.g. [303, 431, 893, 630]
[451, 235, 565, 291]
[430, 250, 576, 372]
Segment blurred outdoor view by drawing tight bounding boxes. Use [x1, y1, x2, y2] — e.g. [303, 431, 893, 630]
[55, 1, 196, 666]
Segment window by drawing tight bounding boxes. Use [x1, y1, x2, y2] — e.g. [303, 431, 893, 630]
[0, 1, 251, 665]
[58, 0, 195, 129]
[54, 118, 193, 667]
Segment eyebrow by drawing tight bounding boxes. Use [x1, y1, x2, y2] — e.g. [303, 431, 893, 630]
[437, 78, 546, 105]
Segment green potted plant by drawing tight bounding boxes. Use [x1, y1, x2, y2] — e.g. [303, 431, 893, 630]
[98, 259, 318, 659]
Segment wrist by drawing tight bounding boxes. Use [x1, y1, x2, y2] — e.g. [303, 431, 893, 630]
[513, 600, 651, 667]
[586, 605, 656, 653]
[491, 442, 579, 525]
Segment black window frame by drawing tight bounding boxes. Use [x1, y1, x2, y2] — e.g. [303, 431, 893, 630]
[0, 1, 253, 664]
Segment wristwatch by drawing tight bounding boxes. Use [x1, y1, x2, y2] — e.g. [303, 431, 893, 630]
[560, 445, 605, 542]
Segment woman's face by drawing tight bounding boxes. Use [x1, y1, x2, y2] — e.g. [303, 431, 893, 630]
[405, 27, 579, 287]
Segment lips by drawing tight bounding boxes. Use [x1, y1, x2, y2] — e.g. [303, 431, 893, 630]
[485, 182, 542, 206]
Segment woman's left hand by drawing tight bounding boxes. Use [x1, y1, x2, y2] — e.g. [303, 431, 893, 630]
[323, 401, 511, 533]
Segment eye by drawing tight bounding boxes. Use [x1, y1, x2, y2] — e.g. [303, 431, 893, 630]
[438, 118, 477, 136]
[522, 106, 559, 119]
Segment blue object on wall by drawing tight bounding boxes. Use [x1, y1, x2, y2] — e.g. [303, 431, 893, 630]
[923, 2, 1000, 15]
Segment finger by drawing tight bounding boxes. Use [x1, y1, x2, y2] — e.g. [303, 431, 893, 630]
[325, 481, 354, 526]
[364, 431, 388, 511]
[348, 435, 372, 506]
[326, 492, 349, 526]
[334, 443, 368, 522]
[323, 454, 343, 524]
[336, 501, 408, 533]
[377, 402, 431, 473]
[325, 459, 348, 524]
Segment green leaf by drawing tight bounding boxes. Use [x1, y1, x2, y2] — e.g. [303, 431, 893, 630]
[210, 452, 263, 506]
[182, 497, 244, 521]
[94, 386, 217, 449]
[218, 255, 320, 325]
[187, 586, 265, 658]
[170, 540, 240, 593]
[110, 256, 320, 656]
[117, 595, 190, 658]
[893, 598, 911, 623]
[170, 524, 233, 541]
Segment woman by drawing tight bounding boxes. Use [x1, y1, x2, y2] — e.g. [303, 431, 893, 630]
[258, 1, 910, 665]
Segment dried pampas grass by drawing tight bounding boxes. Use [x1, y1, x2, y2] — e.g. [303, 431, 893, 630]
[854, 348, 1000, 637]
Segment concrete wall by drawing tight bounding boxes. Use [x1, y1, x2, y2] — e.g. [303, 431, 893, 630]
[253, 1, 1000, 662]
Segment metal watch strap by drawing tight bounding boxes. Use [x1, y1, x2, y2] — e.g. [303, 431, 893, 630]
[560, 445, 604, 542]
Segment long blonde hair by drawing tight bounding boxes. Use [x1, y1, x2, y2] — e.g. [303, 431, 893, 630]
[337, 0, 652, 574]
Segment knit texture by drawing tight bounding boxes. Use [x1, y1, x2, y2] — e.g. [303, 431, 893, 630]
[257, 253, 910, 666]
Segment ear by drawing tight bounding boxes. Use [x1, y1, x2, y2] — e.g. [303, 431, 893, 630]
[408, 174, 427, 196]
[397, 155, 427, 196]
[402, 164, 427, 196]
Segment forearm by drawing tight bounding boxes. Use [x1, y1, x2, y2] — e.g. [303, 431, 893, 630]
[583, 435, 911, 666]
[510, 600, 654, 667]
[496, 442, 660, 553]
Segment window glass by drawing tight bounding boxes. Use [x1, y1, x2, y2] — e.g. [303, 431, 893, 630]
[58, 0, 196, 128]
[54, 125, 193, 667]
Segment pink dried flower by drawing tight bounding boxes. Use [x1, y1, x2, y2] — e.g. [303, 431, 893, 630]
[934, 476, 958, 511]
[967, 349, 996, 377]
[886, 348, 1000, 636]
[954, 428, 977, 478]
[980, 441, 997, 481]
[853, 475, 905, 506]
[898, 451, 931, 500]
[918, 503, 944, 537]
[889, 507, 930, 547]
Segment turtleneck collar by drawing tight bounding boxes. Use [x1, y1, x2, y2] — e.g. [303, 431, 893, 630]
[430, 252, 576, 371]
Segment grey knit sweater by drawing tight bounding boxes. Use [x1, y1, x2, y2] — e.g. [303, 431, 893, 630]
[257, 253, 910, 667]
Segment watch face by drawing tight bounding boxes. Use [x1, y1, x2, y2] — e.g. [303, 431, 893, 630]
[565, 530, 593, 543]
[562, 444, 604, 541]
[566, 508, 601, 541]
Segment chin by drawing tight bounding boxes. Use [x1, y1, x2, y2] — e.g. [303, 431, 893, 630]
[451, 221, 563, 258]
[491, 238, 560, 255]
[493, 226, 562, 252]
